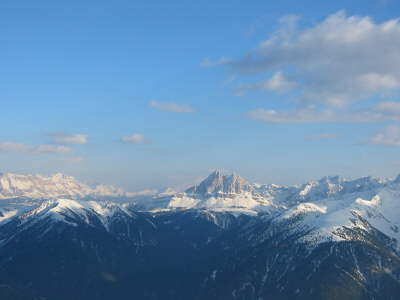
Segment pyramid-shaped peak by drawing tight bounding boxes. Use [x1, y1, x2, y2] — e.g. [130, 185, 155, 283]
[318, 175, 342, 184]
[321, 175, 340, 181]
[185, 170, 250, 195]
[207, 169, 222, 176]
[51, 172, 73, 180]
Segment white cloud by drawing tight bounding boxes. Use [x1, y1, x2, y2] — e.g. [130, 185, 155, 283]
[48, 132, 88, 145]
[238, 72, 295, 93]
[375, 101, 400, 114]
[0, 142, 72, 154]
[149, 100, 194, 113]
[223, 11, 400, 107]
[369, 125, 400, 146]
[120, 133, 150, 145]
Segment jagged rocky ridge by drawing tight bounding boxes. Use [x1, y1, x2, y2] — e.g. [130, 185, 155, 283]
[0, 171, 400, 300]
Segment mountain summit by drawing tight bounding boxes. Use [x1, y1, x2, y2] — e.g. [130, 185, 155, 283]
[185, 170, 251, 195]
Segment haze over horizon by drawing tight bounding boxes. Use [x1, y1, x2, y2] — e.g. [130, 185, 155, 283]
[2, 0, 400, 191]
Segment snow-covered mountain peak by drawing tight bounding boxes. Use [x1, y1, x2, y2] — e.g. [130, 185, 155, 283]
[49, 172, 74, 181]
[318, 175, 341, 183]
[185, 170, 251, 195]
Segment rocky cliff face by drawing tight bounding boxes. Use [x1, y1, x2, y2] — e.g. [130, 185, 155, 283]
[185, 170, 252, 195]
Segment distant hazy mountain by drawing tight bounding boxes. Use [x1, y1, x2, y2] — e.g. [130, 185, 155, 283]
[0, 172, 125, 200]
[0, 171, 399, 299]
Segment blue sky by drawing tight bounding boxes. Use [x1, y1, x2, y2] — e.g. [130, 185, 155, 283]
[1, 0, 400, 191]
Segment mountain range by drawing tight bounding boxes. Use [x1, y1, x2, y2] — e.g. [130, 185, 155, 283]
[0, 170, 400, 299]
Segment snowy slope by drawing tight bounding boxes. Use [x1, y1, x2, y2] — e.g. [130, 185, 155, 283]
[16, 198, 137, 230]
[278, 180, 400, 244]
[1, 170, 400, 248]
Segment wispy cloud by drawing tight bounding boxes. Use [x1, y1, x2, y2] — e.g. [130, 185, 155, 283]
[149, 100, 194, 113]
[0, 142, 72, 154]
[238, 72, 295, 94]
[61, 156, 83, 163]
[201, 56, 232, 68]
[0, 142, 31, 153]
[34, 144, 72, 154]
[304, 133, 341, 141]
[378, 0, 393, 7]
[247, 101, 400, 123]
[374, 101, 400, 115]
[48, 132, 88, 145]
[368, 125, 400, 146]
[120, 133, 150, 145]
